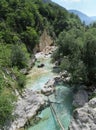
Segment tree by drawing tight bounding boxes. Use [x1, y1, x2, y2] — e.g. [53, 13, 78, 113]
[21, 27, 39, 52]
[10, 45, 27, 69]
[83, 32, 96, 84]
[53, 29, 88, 85]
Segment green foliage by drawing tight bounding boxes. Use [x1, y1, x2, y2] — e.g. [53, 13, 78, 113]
[12, 67, 26, 89]
[0, 0, 82, 51]
[17, 73, 26, 89]
[0, 90, 14, 128]
[90, 92, 96, 99]
[83, 31, 96, 83]
[53, 27, 96, 85]
[0, 72, 6, 92]
[0, 69, 15, 128]
[0, 44, 11, 67]
[0, 0, 92, 128]
[52, 48, 60, 62]
[21, 27, 39, 52]
[10, 44, 28, 69]
[55, 29, 83, 59]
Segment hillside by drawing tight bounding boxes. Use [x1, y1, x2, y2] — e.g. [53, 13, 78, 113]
[0, 0, 83, 129]
[69, 9, 96, 25]
[0, 0, 96, 130]
[91, 16, 96, 21]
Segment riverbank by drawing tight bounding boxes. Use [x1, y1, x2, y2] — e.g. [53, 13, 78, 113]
[69, 85, 96, 130]
[69, 96, 96, 130]
[4, 45, 74, 130]
[26, 46, 73, 130]
[4, 45, 96, 130]
[5, 46, 95, 130]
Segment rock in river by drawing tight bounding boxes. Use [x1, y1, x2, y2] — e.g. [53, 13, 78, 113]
[73, 89, 88, 108]
[41, 79, 55, 96]
[37, 63, 45, 68]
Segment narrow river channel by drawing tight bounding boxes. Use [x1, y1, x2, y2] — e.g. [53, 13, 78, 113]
[26, 50, 73, 130]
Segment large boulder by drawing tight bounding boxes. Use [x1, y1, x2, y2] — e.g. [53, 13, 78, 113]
[69, 97, 96, 130]
[73, 89, 88, 108]
[41, 79, 55, 96]
[53, 71, 71, 84]
[37, 63, 45, 68]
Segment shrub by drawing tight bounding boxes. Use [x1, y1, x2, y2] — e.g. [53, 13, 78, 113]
[0, 90, 15, 128]
[10, 44, 27, 69]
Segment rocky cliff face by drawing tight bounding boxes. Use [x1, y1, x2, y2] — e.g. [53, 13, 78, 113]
[34, 30, 53, 53]
[69, 97, 96, 130]
[39, 30, 53, 51]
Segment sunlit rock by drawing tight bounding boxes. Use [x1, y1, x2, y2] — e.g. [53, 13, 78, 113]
[6, 89, 45, 130]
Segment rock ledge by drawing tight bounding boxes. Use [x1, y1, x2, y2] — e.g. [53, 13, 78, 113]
[69, 97, 96, 130]
[5, 89, 45, 130]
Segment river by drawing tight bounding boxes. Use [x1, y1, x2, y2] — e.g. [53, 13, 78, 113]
[25, 49, 73, 130]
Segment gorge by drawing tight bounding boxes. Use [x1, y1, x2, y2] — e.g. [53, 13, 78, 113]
[0, 0, 96, 130]
[6, 45, 73, 130]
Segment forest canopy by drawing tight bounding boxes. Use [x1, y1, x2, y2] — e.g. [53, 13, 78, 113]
[0, 0, 96, 128]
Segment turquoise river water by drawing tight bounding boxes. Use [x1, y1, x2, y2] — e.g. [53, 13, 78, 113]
[26, 53, 73, 130]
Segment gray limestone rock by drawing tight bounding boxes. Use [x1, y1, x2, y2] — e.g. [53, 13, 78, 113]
[69, 97, 96, 130]
[6, 89, 45, 130]
[41, 79, 55, 96]
[73, 90, 88, 107]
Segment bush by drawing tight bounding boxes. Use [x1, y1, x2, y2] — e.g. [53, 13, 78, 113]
[17, 73, 26, 89]
[12, 67, 26, 89]
[21, 27, 39, 53]
[0, 90, 14, 128]
[0, 44, 12, 67]
[11, 44, 27, 69]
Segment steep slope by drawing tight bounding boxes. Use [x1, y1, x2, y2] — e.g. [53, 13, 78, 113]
[91, 16, 96, 21]
[0, 0, 83, 129]
[69, 10, 96, 25]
